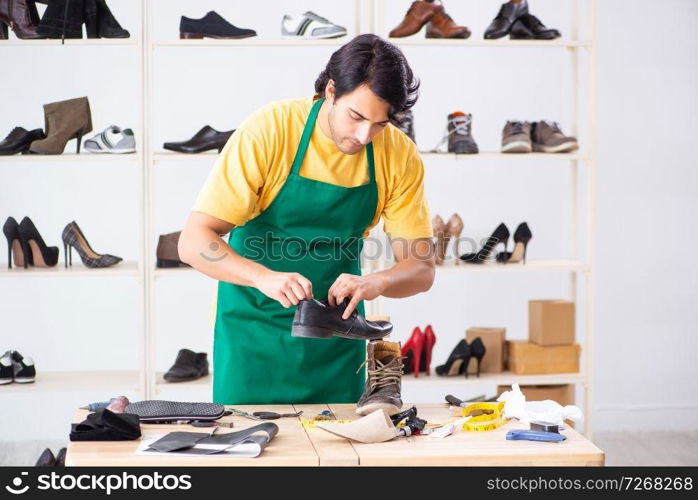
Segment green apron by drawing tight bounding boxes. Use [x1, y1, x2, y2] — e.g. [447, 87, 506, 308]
[212, 97, 378, 405]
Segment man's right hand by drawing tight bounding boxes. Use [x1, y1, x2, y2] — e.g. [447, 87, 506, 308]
[253, 270, 314, 308]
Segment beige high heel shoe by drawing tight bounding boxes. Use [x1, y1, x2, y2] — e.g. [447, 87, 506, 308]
[432, 215, 448, 265]
[446, 213, 463, 264]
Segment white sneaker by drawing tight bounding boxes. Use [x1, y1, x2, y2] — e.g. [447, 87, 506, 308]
[281, 11, 347, 39]
[84, 126, 136, 154]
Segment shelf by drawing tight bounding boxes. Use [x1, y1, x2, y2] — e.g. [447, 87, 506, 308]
[153, 265, 194, 278]
[154, 373, 211, 393]
[402, 371, 585, 387]
[152, 152, 217, 163]
[153, 38, 351, 48]
[420, 152, 588, 161]
[433, 259, 589, 273]
[0, 260, 140, 278]
[0, 153, 141, 164]
[1, 39, 138, 46]
[390, 39, 591, 49]
[0, 370, 140, 393]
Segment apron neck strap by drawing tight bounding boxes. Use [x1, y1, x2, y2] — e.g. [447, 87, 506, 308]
[290, 97, 376, 184]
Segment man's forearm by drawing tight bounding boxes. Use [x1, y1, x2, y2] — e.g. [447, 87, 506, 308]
[371, 259, 435, 298]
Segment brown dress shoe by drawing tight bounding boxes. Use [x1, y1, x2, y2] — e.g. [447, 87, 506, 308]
[426, 10, 471, 39]
[389, 0, 442, 38]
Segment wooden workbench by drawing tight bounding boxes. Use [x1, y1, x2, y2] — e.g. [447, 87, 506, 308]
[66, 404, 605, 466]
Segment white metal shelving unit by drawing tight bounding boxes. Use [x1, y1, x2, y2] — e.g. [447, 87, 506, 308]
[1, 0, 596, 437]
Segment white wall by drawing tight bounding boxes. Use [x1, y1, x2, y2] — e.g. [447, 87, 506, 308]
[0, 0, 696, 439]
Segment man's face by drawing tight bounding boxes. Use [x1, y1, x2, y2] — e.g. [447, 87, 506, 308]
[326, 82, 391, 155]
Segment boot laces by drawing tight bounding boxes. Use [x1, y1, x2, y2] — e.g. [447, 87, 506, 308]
[432, 114, 472, 152]
[357, 356, 404, 392]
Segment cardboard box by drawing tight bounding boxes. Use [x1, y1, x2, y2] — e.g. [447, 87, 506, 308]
[466, 327, 506, 373]
[506, 340, 581, 374]
[496, 384, 575, 407]
[529, 300, 575, 345]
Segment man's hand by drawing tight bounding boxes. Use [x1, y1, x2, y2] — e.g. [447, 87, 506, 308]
[253, 270, 313, 308]
[327, 273, 386, 319]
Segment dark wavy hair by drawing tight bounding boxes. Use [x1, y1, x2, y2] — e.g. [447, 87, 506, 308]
[314, 34, 420, 120]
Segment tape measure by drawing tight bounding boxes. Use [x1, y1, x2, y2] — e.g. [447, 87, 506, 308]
[459, 402, 508, 432]
[300, 417, 353, 428]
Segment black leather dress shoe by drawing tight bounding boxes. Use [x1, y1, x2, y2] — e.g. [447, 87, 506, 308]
[292, 299, 393, 340]
[163, 349, 209, 382]
[510, 13, 560, 40]
[0, 127, 45, 155]
[179, 11, 257, 39]
[163, 126, 235, 154]
[484, 0, 528, 39]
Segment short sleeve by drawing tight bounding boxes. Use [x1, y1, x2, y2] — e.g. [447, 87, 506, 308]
[381, 149, 433, 240]
[192, 128, 268, 226]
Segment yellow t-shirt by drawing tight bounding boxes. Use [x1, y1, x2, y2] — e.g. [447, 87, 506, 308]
[192, 96, 433, 240]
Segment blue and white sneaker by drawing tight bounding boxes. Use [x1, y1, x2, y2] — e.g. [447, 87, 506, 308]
[281, 11, 347, 39]
[84, 126, 136, 154]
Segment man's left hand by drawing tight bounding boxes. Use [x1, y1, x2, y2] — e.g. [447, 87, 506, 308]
[327, 273, 386, 319]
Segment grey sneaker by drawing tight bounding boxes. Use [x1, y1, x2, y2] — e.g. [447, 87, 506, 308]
[390, 110, 415, 142]
[281, 11, 347, 39]
[501, 120, 532, 153]
[531, 120, 579, 153]
[84, 125, 136, 154]
[356, 341, 404, 416]
[434, 112, 478, 154]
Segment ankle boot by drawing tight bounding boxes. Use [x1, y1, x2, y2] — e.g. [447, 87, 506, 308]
[94, 0, 127, 38]
[29, 97, 92, 155]
[356, 341, 404, 416]
[37, 0, 85, 39]
[0, 0, 42, 39]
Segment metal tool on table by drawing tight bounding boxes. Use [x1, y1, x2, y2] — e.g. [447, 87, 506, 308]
[191, 420, 234, 428]
[445, 394, 498, 407]
[252, 410, 303, 420]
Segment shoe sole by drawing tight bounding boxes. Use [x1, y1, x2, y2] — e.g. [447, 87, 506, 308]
[292, 324, 389, 341]
[502, 141, 532, 153]
[13, 377, 35, 383]
[281, 31, 347, 40]
[449, 145, 479, 154]
[532, 142, 579, 153]
[0, 378, 13, 385]
[180, 33, 257, 39]
[355, 402, 402, 416]
[85, 148, 136, 154]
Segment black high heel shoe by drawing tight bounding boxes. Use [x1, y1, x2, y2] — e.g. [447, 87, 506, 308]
[3, 216, 32, 269]
[436, 339, 471, 376]
[467, 337, 486, 378]
[460, 222, 510, 263]
[17, 217, 59, 268]
[497, 222, 532, 264]
[62, 221, 122, 268]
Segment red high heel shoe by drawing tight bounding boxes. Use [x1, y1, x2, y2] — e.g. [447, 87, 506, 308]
[420, 324, 437, 375]
[402, 327, 424, 377]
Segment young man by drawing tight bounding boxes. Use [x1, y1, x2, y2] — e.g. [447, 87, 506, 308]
[179, 34, 435, 408]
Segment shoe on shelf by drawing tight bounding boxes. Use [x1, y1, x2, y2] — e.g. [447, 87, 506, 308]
[179, 11, 256, 39]
[156, 231, 190, 268]
[434, 112, 479, 154]
[501, 120, 532, 153]
[356, 341, 404, 416]
[390, 110, 415, 142]
[432, 214, 448, 265]
[426, 7, 470, 39]
[0, 127, 45, 155]
[55, 447, 66, 466]
[163, 349, 209, 383]
[29, 96, 93, 155]
[3, 216, 31, 269]
[163, 126, 234, 154]
[436, 339, 471, 376]
[496, 222, 532, 264]
[0, 351, 13, 384]
[484, 0, 528, 39]
[10, 350, 36, 383]
[0, 0, 42, 39]
[292, 299, 393, 340]
[466, 337, 486, 378]
[84, 126, 135, 154]
[389, 0, 442, 38]
[94, 0, 129, 38]
[18, 216, 59, 268]
[61, 220, 122, 268]
[35, 448, 56, 466]
[510, 13, 560, 40]
[401, 327, 424, 376]
[37, 0, 86, 39]
[420, 324, 437, 375]
[531, 120, 578, 153]
[281, 11, 346, 39]
[460, 222, 510, 264]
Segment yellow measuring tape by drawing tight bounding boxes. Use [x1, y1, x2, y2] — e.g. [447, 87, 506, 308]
[300, 417, 353, 428]
[459, 402, 508, 432]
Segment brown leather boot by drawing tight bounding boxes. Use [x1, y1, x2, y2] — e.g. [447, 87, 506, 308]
[29, 97, 93, 155]
[389, 0, 442, 38]
[0, 0, 42, 39]
[426, 9, 471, 39]
[356, 341, 404, 416]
